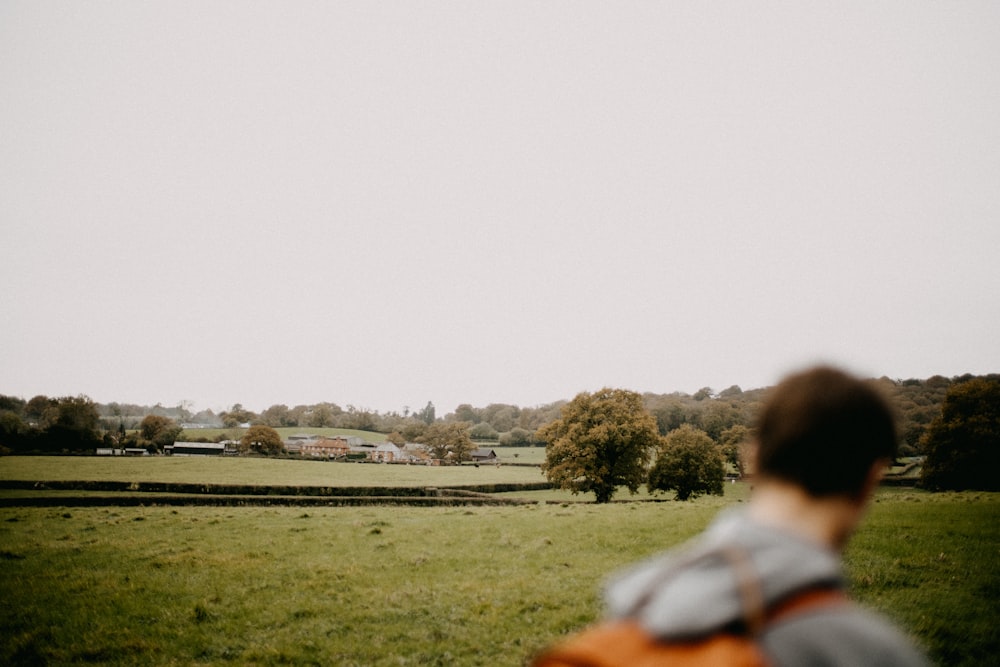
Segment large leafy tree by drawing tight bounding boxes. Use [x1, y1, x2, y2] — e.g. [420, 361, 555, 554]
[920, 377, 1000, 491]
[138, 414, 183, 452]
[46, 396, 103, 451]
[539, 388, 659, 503]
[240, 425, 286, 456]
[649, 424, 725, 501]
[419, 421, 475, 463]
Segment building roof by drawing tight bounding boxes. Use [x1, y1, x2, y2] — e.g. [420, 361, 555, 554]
[471, 448, 497, 458]
[170, 442, 226, 450]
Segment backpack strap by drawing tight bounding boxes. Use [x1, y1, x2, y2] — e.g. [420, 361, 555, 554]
[721, 545, 767, 635]
[619, 544, 845, 633]
[765, 586, 849, 626]
[719, 546, 848, 635]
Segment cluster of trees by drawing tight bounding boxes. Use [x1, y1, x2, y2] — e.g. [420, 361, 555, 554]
[0, 395, 105, 453]
[639, 377, 958, 458]
[540, 388, 729, 503]
[96, 401, 217, 430]
[227, 400, 443, 432]
[919, 376, 1000, 491]
[447, 403, 564, 445]
[0, 394, 199, 455]
[2, 374, 995, 489]
[50, 374, 972, 457]
[537, 374, 1000, 502]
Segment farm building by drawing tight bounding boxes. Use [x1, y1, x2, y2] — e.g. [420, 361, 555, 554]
[402, 443, 431, 463]
[286, 434, 366, 455]
[165, 442, 227, 456]
[471, 448, 498, 463]
[369, 443, 403, 462]
[284, 434, 320, 454]
[299, 437, 350, 459]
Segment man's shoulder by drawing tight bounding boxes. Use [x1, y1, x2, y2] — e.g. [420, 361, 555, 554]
[761, 603, 929, 667]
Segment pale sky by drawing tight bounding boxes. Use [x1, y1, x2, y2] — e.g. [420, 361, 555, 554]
[2, 2, 998, 417]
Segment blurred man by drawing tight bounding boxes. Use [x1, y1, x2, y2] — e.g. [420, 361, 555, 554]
[536, 366, 928, 666]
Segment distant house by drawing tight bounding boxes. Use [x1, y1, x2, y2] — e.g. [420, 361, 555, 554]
[401, 443, 431, 463]
[284, 434, 320, 454]
[369, 443, 403, 462]
[299, 437, 350, 459]
[471, 448, 498, 463]
[348, 442, 377, 460]
[165, 442, 226, 456]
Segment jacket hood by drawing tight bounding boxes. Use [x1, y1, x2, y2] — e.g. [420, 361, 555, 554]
[603, 509, 844, 640]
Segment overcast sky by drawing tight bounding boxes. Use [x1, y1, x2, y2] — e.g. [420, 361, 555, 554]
[2, 2, 998, 417]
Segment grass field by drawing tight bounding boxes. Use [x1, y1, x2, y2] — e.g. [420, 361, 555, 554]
[846, 489, 1000, 666]
[0, 457, 997, 666]
[0, 456, 547, 488]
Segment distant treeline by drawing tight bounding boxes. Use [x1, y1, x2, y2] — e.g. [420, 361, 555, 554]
[1, 373, 994, 455]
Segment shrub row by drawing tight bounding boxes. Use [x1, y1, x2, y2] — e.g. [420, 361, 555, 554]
[0, 479, 553, 496]
[0, 494, 543, 508]
[0, 479, 553, 500]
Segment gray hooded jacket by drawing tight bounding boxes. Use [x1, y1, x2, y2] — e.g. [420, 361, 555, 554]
[603, 510, 929, 666]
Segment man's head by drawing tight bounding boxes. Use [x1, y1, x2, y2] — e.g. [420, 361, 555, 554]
[755, 366, 897, 499]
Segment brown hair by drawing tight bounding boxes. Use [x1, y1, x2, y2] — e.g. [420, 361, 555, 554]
[755, 366, 897, 497]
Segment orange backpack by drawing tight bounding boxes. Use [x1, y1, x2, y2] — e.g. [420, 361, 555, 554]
[532, 546, 847, 667]
[532, 587, 846, 667]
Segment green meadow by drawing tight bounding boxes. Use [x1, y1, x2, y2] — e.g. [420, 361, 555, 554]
[0, 457, 997, 666]
[0, 455, 547, 488]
